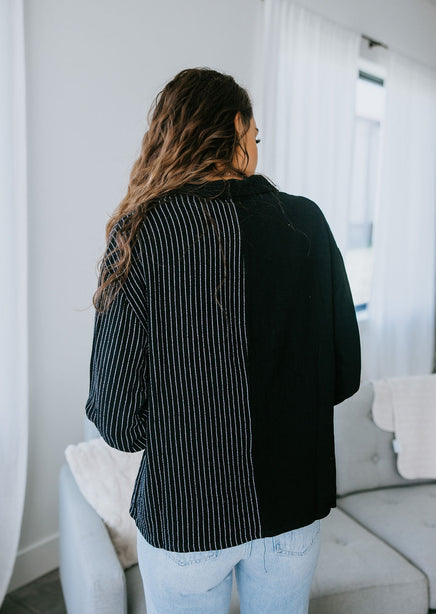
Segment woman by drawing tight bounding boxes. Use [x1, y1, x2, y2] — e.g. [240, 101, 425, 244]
[85, 67, 361, 614]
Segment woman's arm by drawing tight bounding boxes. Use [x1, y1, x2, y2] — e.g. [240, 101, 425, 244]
[328, 229, 362, 405]
[85, 287, 149, 452]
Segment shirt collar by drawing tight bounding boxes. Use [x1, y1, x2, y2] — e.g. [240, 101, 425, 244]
[181, 173, 278, 199]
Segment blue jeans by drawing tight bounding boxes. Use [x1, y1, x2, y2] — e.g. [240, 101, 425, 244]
[136, 519, 321, 613]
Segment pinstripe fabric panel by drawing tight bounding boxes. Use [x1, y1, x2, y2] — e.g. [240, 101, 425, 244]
[86, 289, 148, 453]
[86, 191, 263, 552]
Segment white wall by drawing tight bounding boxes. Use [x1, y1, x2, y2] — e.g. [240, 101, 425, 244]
[10, 0, 260, 591]
[10, 0, 436, 591]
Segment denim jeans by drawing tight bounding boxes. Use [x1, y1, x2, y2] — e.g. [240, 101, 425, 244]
[136, 519, 321, 614]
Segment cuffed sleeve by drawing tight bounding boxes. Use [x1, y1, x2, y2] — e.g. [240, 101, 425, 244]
[85, 287, 148, 452]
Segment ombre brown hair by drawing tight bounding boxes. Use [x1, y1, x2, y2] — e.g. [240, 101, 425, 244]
[93, 67, 254, 313]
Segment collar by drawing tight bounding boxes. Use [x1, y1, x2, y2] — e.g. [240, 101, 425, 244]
[180, 173, 278, 199]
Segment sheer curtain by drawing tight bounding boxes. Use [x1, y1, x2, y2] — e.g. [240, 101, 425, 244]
[0, 0, 28, 604]
[254, 0, 361, 252]
[364, 51, 436, 379]
[254, 0, 436, 379]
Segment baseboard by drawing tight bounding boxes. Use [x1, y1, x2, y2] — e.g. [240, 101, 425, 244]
[7, 532, 60, 592]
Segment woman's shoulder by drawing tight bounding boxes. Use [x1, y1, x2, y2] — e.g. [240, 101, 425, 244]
[278, 190, 324, 216]
[277, 190, 330, 230]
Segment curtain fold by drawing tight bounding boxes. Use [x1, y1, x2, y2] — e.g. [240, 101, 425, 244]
[364, 51, 436, 379]
[254, 0, 360, 252]
[0, 0, 28, 604]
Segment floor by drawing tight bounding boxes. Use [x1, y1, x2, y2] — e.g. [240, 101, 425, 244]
[0, 569, 66, 614]
[1, 569, 436, 614]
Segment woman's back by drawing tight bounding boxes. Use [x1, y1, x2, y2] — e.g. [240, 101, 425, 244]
[85, 67, 361, 612]
[85, 172, 360, 553]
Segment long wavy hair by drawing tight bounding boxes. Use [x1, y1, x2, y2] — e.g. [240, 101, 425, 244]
[93, 67, 255, 313]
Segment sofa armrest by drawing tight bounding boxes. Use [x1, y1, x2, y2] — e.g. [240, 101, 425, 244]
[84, 416, 101, 441]
[58, 462, 128, 614]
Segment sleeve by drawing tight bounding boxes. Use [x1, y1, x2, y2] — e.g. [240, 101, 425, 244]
[327, 227, 362, 405]
[85, 286, 149, 452]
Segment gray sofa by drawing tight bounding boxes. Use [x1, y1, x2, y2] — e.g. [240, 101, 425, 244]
[59, 381, 436, 613]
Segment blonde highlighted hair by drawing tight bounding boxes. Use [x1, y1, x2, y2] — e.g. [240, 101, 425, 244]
[93, 67, 254, 313]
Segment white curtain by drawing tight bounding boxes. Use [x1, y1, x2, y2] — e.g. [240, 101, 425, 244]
[254, 0, 361, 252]
[364, 51, 436, 379]
[0, 0, 28, 604]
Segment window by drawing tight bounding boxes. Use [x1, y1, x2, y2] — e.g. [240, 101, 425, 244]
[345, 59, 386, 313]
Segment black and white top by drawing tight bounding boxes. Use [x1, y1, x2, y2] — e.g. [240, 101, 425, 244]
[85, 173, 361, 553]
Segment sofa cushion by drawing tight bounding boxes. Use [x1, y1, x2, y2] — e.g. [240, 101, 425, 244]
[338, 483, 436, 609]
[309, 507, 428, 614]
[334, 382, 434, 496]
